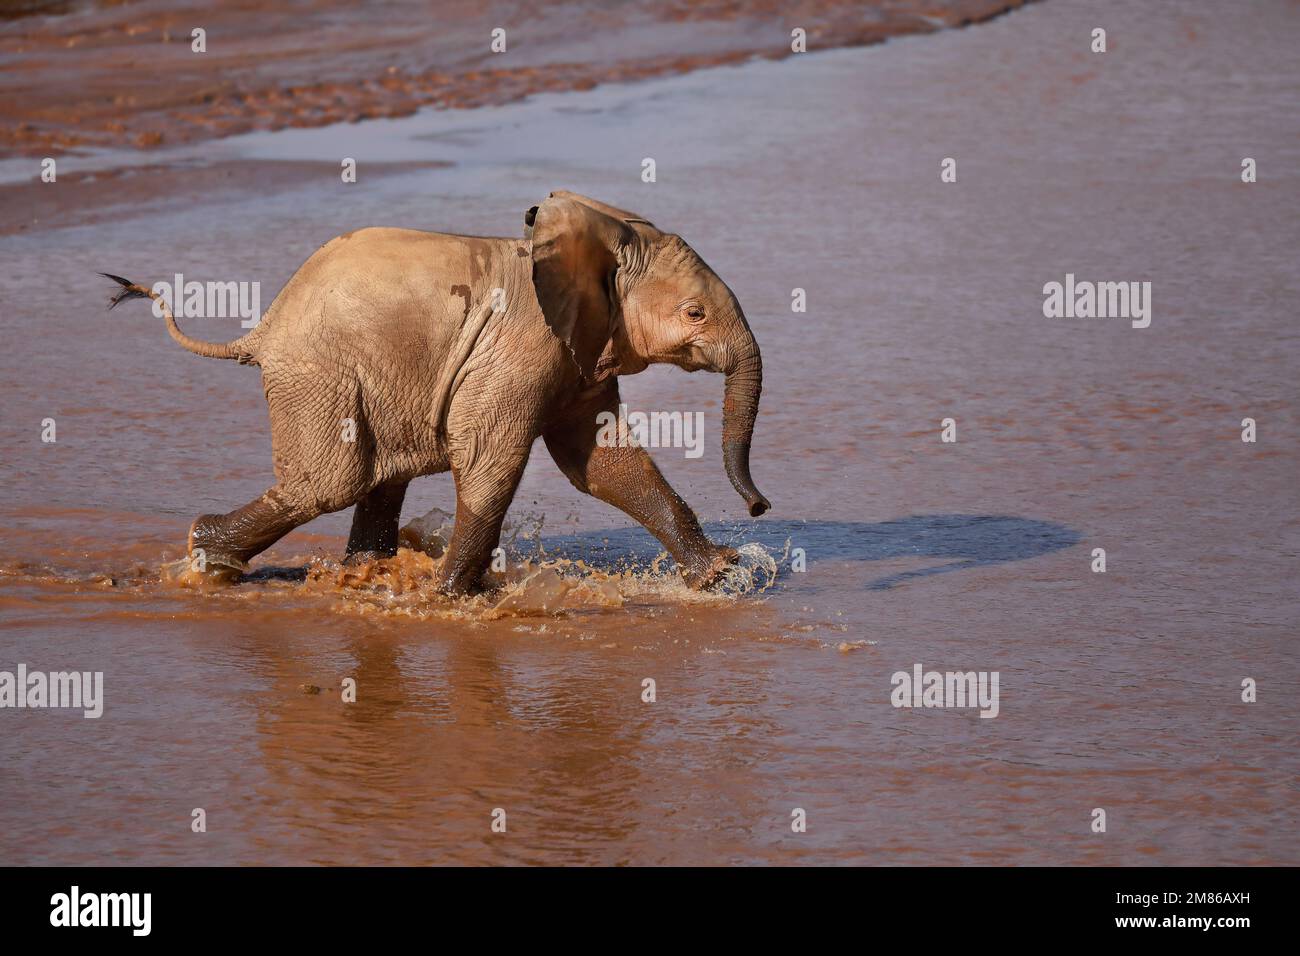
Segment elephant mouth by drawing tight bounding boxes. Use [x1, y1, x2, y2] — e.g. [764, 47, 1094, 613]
[665, 346, 709, 372]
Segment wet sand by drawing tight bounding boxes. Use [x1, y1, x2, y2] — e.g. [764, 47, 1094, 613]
[0, 0, 1031, 159]
[1, 0, 1298, 865]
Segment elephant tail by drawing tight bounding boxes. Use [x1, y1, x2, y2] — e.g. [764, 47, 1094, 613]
[100, 273, 258, 363]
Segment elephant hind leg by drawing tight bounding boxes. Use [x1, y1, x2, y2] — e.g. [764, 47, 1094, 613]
[344, 480, 409, 562]
[188, 485, 315, 574]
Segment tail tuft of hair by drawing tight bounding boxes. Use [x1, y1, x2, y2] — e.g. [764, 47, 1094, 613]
[100, 272, 149, 309]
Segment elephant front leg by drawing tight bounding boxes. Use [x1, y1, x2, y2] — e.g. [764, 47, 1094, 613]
[543, 386, 737, 589]
[438, 448, 530, 595]
[344, 480, 409, 562]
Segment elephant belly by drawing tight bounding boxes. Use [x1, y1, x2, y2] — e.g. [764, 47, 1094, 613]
[352, 349, 452, 482]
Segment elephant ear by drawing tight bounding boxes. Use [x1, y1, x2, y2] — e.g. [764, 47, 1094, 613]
[526, 195, 635, 381]
[547, 190, 656, 229]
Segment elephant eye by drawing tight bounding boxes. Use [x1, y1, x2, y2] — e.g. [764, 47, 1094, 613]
[685, 305, 705, 320]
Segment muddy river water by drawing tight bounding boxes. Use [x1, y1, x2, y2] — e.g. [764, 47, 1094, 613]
[1, 0, 1297, 864]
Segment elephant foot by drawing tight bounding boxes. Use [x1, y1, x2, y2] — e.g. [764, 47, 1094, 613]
[163, 551, 245, 589]
[434, 555, 497, 598]
[343, 548, 397, 567]
[436, 573, 488, 598]
[183, 515, 251, 585]
[681, 545, 741, 591]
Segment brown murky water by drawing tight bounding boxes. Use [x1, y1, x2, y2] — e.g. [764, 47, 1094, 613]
[2, 0, 1298, 864]
[0, 0, 1031, 159]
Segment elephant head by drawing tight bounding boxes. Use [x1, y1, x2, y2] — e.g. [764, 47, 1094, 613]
[526, 191, 771, 517]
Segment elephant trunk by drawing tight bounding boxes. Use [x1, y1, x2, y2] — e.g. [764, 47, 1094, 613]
[720, 349, 771, 517]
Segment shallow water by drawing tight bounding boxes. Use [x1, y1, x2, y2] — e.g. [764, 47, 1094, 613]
[0, 0, 1028, 161]
[1, 0, 1298, 864]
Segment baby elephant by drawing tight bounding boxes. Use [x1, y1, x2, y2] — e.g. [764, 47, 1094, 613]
[104, 191, 770, 594]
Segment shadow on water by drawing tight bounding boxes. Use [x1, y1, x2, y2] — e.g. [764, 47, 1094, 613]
[539, 514, 1083, 591]
[244, 514, 1082, 592]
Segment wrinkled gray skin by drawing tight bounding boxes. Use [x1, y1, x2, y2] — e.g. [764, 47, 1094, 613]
[108, 192, 770, 594]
